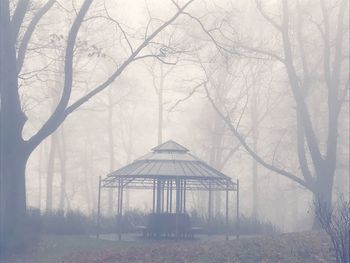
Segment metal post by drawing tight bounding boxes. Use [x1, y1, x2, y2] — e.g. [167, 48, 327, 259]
[96, 176, 102, 239]
[166, 180, 170, 213]
[161, 180, 165, 212]
[156, 179, 161, 213]
[118, 179, 124, 240]
[236, 179, 240, 240]
[208, 183, 212, 221]
[170, 180, 173, 213]
[176, 177, 180, 214]
[120, 180, 124, 208]
[152, 179, 156, 213]
[183, 180, 186, 213]
[175, 177, 180, 239]
[179, 179, 183, 213]
[116, 179, 120, 214]
[225, 181, 229, 241]
[116, 178, 120, 240]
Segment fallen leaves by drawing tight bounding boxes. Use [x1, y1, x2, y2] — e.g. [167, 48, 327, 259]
[61, 231, 335, 263]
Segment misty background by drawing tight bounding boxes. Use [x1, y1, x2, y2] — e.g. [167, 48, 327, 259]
[16, 0, 349, 233]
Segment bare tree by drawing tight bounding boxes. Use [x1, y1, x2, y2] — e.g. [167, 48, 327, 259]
[0, 0, 194, 250]
[185, 0, 349, 226]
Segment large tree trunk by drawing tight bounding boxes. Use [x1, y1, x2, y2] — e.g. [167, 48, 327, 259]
[0, 145, 29, 252]
[0, 0, 29, 252]
[312, 171, 334, 228]
[314, 166, 335, 204]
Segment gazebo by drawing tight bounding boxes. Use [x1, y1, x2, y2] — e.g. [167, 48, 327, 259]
[97, 140, 239, 240]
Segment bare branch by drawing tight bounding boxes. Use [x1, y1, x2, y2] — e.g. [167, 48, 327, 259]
[235, 90, 249, 130]
[338, 77, 349, 108]
[296, 110, 314, 185]
[10, 0, 30, 41]
[27, 0, 93, 150]
[17, 0, 56, 74]
[331, 0, 347, 99]
[281, 0, 324, 170]
[170, 0, 181, 10]
[204, 83, 312, 190]
[167, 80, 207, 112]
[21, 0, 197, 150]
[182, 11, 239, 56]
[219, 104, 272, 171]
[134, 54, 178, 65]
[320, 0, 332, 89]
[63, 0, 195, 116]
[255, 0, 282, 31]
[235, 43, 285, 63]
[296, 0, 310, 91]
[103, 1, 134, 54]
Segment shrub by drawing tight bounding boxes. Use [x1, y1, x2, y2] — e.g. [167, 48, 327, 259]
[189, 210, 278, 235]
[26, 209, 94, 235]
[24, 208, 277, 237]
[314, 196, 350, 263]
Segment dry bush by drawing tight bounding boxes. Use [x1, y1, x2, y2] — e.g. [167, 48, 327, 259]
[314, 196, 350, 263]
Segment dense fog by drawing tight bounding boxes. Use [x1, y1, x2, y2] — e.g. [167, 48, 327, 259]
[1, 0, 349, 257]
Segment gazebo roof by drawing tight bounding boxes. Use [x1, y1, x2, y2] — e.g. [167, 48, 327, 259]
[103, 140, 236, 191]
[151, 140, 189, 152]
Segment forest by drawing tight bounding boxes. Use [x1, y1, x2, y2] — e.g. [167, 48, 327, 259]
[0, 0, 349, 262]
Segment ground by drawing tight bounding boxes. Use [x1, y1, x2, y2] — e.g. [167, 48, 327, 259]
[1, 232, 334, 263]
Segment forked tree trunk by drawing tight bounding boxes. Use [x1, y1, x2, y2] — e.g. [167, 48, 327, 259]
[0, 1, 29, 251]
[0, 0, 192, 252]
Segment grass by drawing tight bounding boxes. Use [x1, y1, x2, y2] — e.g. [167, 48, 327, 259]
[37, 235, 119, 261]
[1, 235, 120, 263]
[1, 231, 335, 263]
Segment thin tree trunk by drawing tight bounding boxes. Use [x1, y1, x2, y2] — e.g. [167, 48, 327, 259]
[158, 64, 164, 145]
[107, 89, 115, 216]
[251, 84, 259, 219]
[57, 127, 67, 211]
[83, 143, 92, 214]
[46, 133, 57, 213]
[125, 148, 132, 210]
[38, 144, 44, 210]
[209, 114, 224, 216]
